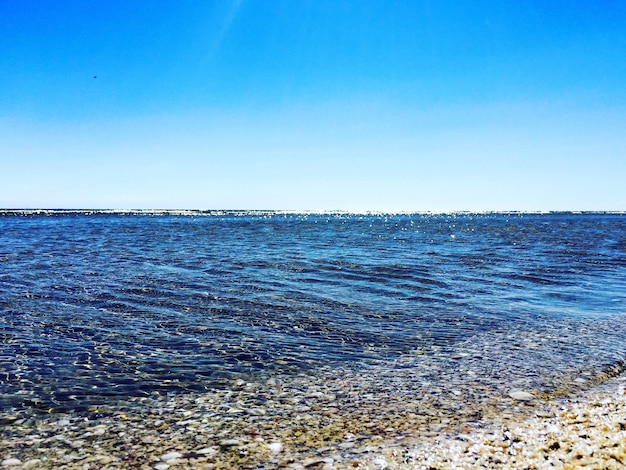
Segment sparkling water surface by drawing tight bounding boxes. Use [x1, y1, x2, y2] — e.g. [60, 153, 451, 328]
[1, 211, 626, 412]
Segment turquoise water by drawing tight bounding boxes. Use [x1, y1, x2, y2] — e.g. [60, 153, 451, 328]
[1, 211, 625, 411]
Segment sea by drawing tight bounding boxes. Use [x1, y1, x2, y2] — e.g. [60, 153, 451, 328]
[1, 210, 626, 415]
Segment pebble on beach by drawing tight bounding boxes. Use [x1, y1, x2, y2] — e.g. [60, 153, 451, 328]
[160, 451, 183, 462]
[1, 459, 21, 468]
[268, 442, 283, 453]
[508, 390, 535, 401]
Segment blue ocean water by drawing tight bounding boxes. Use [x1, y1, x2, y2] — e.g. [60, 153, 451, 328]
[1, 211, 626, 412]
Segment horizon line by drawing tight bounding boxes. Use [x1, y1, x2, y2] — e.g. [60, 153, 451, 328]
[2, 208, 625, 216]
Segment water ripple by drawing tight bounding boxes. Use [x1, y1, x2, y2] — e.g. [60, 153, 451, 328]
[0, 212, 625, 411]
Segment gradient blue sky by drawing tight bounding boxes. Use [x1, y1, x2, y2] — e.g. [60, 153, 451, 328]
[2, 1, 625, 211]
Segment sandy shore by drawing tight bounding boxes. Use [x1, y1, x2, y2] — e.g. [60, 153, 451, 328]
[2, 371, 626, 469]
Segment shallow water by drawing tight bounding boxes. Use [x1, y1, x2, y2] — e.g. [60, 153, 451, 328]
[1, 211, 625, 412]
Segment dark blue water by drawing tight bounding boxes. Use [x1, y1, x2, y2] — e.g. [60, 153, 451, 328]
[1, 211, 626, 411]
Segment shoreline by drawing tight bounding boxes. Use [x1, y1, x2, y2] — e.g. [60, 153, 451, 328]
[2, 370, 626, 469]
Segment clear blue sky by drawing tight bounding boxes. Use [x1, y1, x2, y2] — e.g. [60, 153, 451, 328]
[2, 1, 625, 211]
